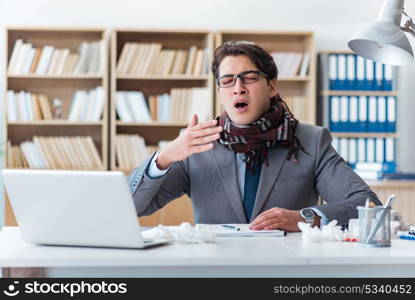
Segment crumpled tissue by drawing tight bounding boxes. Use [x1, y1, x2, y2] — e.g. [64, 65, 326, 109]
[142, 222, 216, 244]
[298, 220, 344, 243]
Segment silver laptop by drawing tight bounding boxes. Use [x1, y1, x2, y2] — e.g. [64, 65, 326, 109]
[2, 169, 172, 249]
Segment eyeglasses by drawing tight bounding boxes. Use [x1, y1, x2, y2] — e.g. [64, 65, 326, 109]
[217, 70, 269, 88]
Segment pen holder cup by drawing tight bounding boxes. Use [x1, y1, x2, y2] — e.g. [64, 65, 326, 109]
[358, 206, 391, 247]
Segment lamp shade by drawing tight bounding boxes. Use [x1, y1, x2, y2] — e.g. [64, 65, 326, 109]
[348, 21, 414, 65]
[348, 0, 414, 65]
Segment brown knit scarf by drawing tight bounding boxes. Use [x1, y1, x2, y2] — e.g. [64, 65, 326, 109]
[216, 94, 305, 172]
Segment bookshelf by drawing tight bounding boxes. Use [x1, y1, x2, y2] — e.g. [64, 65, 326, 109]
[319, 50, 415, 224]
[318, 50, 398, 172]
[215, 30, 316, 125]
[111, 29, 214, 226]
[4, 27, 109, 225]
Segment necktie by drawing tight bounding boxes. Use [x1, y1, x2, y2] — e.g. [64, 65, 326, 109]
[243, 162, 262, 222]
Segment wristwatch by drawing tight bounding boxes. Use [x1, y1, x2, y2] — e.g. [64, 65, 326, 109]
[300, 208, 315, 225]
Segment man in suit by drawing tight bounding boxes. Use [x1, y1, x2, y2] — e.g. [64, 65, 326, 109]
[128, 41, 380, 232]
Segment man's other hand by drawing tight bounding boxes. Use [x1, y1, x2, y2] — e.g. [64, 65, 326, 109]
[249, 207, 318, 232]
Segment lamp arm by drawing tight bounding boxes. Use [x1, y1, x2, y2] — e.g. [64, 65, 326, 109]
[401, 11, 415, 37]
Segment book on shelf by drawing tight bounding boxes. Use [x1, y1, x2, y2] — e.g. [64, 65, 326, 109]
[7, 88, 104, 122]
[115, 135, 171, 171]
[7, 39, 104, 75]
[115, 134, 148, 171]
[115, 91, 151, 123]
[7, 136, 102, 170]
[116, 42, 208, 76]
[68, 86, 104, 122]
[271, 51, 309, 77]
[116, 88, 210, 123]
[6, 140, 29, 169]
[7, 90, 54, 121]
[185, 45, 197, 75]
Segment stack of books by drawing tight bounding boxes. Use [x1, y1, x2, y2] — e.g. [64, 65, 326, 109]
[7, 90, 54, 121]
[116, 43, 209, 75]
[67, 87, 105, 122]
[7, 87, 104, 122]
[116, 88, 211, 123]
[115, 135, 170, 171]
[6, 136, 102, 170]
[271, 51, 310, 77]
[7, 39, 104, 75]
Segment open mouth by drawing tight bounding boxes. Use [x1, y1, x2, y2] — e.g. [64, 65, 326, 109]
[235, 102, 248, 108]
[234, 102, 248, 108]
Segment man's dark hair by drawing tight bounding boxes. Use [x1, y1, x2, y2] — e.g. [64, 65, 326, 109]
[211, 40, 278, 81]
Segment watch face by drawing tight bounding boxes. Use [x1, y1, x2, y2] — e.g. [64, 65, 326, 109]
[301, 208, 315, 224]
[302, 209, 314, 219]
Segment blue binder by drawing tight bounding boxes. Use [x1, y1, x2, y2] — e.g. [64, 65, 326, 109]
[356, 56, 366, 90]
[340, 96, 349, 132]
[357, 138, 366, 163]
[349, 96, 358, 131]
[377, 96, 387, 132]
[386, 96, 396, 132]
[337, 54, 347, 90]
[383, 65, 393, 91]
[329, 96, 341, 131]
[374, 62, 384, 91]
[365, 58, 375, 91]
[358, 96, 368, 132]
[346, 54, 356, 90]
[329, 54, 338, 90]
[367, 96, 377, 132]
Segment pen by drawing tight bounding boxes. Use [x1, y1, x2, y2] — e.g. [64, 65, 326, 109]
[400, 235, 415, 241]
[221, 225, 241, 231]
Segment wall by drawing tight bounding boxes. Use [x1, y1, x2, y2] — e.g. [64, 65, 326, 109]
[0, 0, 414, 226]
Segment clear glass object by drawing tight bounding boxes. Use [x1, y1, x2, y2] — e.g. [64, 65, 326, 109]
[53, 98, 63, 119]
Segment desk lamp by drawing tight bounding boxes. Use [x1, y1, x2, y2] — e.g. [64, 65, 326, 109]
[348, 0, 415, 65]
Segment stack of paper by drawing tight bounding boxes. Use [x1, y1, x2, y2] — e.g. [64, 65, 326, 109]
[213, 224, 286, 237]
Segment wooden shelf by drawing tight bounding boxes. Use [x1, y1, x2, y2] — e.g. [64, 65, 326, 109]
[6, 166, 106, 171]
[367, 180, 415, 188]
[7, 74, 104, 79]
[8, 121, 103, 126]
[116, 121, 187, 127]
[117, 74, 209, 80]
[319, 49, 354, 55]
[278, 76, 311, 81]
[4, 27, 109, 227]
[321, 90, 398, 97]
[331, 132, 397, 138]
[111, 29, 214, 173]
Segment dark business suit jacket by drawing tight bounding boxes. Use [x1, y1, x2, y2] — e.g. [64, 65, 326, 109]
[128, 123, 380, 225]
